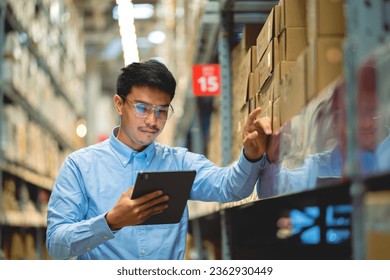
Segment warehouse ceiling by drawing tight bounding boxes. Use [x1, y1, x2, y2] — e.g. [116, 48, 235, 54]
[71, 0, 277, 94]
[73, 0, 278, 87]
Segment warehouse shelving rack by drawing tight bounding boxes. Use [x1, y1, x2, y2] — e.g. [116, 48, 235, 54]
[0, 0, 86, 259]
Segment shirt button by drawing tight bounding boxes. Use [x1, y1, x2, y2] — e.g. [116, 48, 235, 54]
[104, 235, 108, 239]
[140, 250, 145, 256]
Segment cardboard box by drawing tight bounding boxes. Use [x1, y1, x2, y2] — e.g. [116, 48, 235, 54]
[238, 48, 253, 105]
[280, 52, 306, 124]
[273, 60, 296, 99]
[253, 64, 261, 94]
[232, 42, 246, 117]
[257, 78, 274, 110]
[239, 103, 249, 133]
[248, 96, 256, 114]
[306, 37, 344, 101]
[280, 0, 306, 30]
[256, 7, 275, 63]
[365, 190, 390, 259]
[274, 4, 282, 37]
[306, 0, 345, 41]
[280, 61, 296, 79]
[278, 27, 307, 61]
[250, 46, 257, 72]
[257, 38, 279, 92]
[248, 72, 256, 100]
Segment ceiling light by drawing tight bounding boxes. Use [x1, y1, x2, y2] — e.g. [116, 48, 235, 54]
[147, 30, 166, 44]
[76, 121, 87, 138]
[116, 0, 139, 65]
[133, 4, 154, 19]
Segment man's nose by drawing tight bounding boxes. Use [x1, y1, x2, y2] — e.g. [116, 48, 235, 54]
[145, 109, 158, 125]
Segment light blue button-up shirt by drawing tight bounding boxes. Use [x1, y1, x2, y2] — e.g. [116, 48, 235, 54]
[46, 127, 265, 260]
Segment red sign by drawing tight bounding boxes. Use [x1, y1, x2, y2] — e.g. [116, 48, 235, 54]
[192, 64, 221, 96]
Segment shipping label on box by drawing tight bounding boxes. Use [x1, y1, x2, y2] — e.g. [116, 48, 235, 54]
[280, 0, 306, 30]
[279, 27, 307, 61]
[256, 7, 275, 63]
[306, 0, 345, 41]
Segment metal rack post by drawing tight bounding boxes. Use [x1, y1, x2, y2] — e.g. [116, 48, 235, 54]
[219, 2, 232, 168]
[219, 0, 233, 260]
[0, 0, 7, 259]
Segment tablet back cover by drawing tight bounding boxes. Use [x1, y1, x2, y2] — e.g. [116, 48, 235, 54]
[132, 170, 196, 225]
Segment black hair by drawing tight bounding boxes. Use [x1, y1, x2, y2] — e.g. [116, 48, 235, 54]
[116, 59, 176, 100]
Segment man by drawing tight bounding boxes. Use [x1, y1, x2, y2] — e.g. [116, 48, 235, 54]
[46, 59, 271, 260]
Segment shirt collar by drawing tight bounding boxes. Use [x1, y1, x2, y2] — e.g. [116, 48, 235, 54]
[109, 126, 155, 167]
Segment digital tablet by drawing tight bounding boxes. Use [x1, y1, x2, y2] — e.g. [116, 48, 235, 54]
[131, 170, 197, 225]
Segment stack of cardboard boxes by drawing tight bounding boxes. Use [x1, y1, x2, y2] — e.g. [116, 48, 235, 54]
[231, 0, 345, 160]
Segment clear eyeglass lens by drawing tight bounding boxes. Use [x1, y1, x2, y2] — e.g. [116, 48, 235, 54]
[134, 104, 148, 115]
[134, 103, 173, 120]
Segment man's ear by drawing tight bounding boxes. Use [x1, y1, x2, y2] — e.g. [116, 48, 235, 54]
[113, 94, 123, 115]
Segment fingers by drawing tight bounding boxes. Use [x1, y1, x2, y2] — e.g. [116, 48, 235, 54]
[139, 193, 169, 211]
[242, 108, 273, 161]
[244, 107, 272, 135]
[243, 130, 259, 144]
[253, 116, 272, 135]
[141, 199, 169, 221]
[131, 189, 169, 223]
[135, 189, 164, 203]
[247, 107, 263, 123]
[132, 195, 169, 224]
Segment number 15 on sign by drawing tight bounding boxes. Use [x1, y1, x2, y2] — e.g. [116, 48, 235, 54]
[192, 64, 221, 96]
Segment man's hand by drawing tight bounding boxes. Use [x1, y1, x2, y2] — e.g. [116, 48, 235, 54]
[266, 128, 281, 163]
[105, 187, 169, 230]
[242, 107, 272, 161]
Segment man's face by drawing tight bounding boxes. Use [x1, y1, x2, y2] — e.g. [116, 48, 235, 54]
[332, 81, 380, 153]
[114, 86, 172, 151]
[357, 90, 380, 152]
